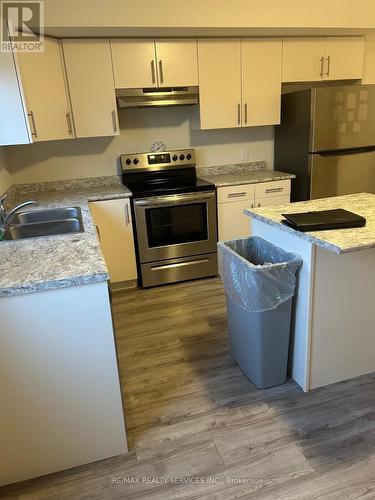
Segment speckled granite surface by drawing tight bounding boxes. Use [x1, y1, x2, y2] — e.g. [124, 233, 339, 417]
[197, 162, 295, 187]
[245, 193, 375, 254]
[0, 176, 132, 297]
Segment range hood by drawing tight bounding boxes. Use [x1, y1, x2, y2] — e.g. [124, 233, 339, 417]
[116, 87, 199, 108]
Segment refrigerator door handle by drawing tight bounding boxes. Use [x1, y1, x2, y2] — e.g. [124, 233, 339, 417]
[314, 146, 375, 157]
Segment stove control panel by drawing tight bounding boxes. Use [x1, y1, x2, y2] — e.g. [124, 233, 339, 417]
[120, 149, 195, 172]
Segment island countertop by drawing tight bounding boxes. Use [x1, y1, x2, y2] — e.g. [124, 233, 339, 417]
[245, 193, 375, 254]
[0, 177, 132, 297]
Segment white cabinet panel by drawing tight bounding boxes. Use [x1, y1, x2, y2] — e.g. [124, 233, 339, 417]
[111, 39, 157, 88]
[0, 46, 31, 146]
[63, 39, 119, 138]
[198, 39, 242, 129]
[254, 180, 291, 199]
[282, 37, 365, 83]
[254, 195, 291, 208]
[17, 37, 73, 142]
[155, 39, 198, 87]
[282, 38, 325, 82]
[242, 39, 282, 126]
[217, 184, 255, 204]
[218, 199, 253, 241]
[90, 199, 137, 284]
[324, 37, 364, 80]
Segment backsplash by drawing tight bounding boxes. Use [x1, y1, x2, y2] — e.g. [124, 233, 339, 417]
[3, 106, 274, 185]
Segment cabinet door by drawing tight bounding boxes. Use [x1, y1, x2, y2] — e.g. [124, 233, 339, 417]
[155, 39, 198, 87]
[62, 39, 119, 138]
[242, 39, 282, 126]
[324, 37, 364, 81]
[17, 37, 73, 142]
[282, 38, 325, 82]
[255, 195, 290, 208]
[90, 199, 137, 284]
[111, 39, 157, 88]
[218, 199, 253, 241]
[198, 39, 241, 129]
[0, 48, 31, 146]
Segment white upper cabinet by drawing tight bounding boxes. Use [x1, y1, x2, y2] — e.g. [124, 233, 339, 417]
[198, 38, 282, 130]
[282, 37, 365, 82]
[0, 48, 31, 146]
[242, 39, 282, 127]
[62, 39, 119, 139]
[282, 38, 325, 82]
[198, 39, 242, 129]
[111, 39, 157, 88]
[324, 37, 364, 80]
[110, 39, 198, 89]
[154, 39, 198, 87]
[17, 37, 73, 142]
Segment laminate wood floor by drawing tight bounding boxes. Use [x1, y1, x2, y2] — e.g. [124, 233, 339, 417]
[2, 277, 375, 499]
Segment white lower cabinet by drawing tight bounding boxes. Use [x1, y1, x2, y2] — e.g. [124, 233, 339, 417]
[218, 180, 291, 241]
[90, 199, 137, 285]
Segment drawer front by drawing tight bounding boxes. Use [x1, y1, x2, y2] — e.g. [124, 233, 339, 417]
[255, 195, 290, 208]
[254, 180, 290, 199]
[217, 184, 255, 204]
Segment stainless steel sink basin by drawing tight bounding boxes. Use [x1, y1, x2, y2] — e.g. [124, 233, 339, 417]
[2, 207, 84, 241]
[12, 207, 82, 224]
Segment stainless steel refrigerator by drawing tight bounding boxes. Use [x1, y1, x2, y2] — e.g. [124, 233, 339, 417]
[275, 84, 375, 201]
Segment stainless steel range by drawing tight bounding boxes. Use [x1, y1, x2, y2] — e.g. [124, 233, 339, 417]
[121, 149, 218, 287]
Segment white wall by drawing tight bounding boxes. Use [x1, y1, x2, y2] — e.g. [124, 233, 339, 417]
[0, 148, 11, 194]
[43, 0, 375, 30]
[4, 106, 274, 185]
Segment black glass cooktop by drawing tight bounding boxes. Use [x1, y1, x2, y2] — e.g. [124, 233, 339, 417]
[122, 168, 215, 198]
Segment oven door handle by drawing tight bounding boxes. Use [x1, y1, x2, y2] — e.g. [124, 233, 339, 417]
[134, 191, 216, 207]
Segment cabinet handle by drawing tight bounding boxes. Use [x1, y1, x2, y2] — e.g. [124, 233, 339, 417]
[28, 111, 37, 138]
[251, 203, 254, 208]
[111, 109, 118, 133]
[265, 187, 284, 193]
[151, 60, 156, 84]
[320, 56, 324, 78]
[244, 103, 248, 125]
[237, 103, 241, 125]
[159, 60, 164, 84]
[66, 112, 73, 136]
[125, 203, 130, 225]
[258, 202, 261, 207]
[228, 192, 246, 198]
[96, 225, 101, 241]
[326, 55, 331, 77]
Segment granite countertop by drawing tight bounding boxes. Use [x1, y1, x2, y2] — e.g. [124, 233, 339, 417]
[0, 177, 132, 297]
[245, 193, 375, 254]
[196, 161, 295, 187]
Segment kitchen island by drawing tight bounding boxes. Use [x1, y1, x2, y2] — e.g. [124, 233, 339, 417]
[245, 193, 375, 392]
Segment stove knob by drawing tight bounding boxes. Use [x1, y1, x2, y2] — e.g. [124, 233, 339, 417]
[179, 154, 185, 161]
[172, 154, 178, 161]
[125, 158, 132, 165]
[186, 153, 192, 160]
[133, 158, 139, 165]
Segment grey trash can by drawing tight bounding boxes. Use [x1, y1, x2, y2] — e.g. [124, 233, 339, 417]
[218, 237, 302, 389]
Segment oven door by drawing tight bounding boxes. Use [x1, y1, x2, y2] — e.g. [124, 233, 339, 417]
[133, 191, 217, 263]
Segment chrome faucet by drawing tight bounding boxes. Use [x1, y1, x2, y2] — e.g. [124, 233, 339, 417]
[0, 194, 38, 238]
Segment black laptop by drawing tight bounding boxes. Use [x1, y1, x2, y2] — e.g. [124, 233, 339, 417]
[281, 209, 366, 232]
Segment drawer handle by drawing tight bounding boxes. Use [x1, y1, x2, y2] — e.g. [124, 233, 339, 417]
[265, 187, 284, 193]
[151, 259, 209, 271]
[228, 192, 247, 198]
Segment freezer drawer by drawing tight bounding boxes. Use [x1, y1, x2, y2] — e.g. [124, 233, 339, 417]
[310, 150, 375, 199]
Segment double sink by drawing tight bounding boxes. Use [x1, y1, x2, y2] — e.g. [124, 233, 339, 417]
[2, 207, 84, 241]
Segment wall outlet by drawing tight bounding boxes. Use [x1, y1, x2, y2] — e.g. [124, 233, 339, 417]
[241, 148, 250, 162]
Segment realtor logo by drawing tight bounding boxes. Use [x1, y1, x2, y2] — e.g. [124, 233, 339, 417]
[1, 1, 44, 52]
